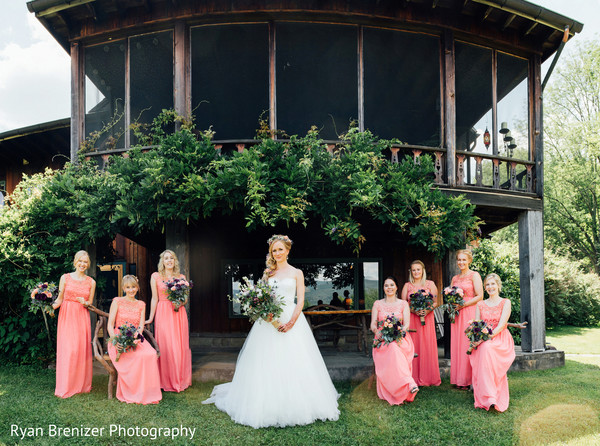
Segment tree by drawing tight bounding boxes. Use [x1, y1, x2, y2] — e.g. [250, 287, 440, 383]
[544, 39, 600, 274]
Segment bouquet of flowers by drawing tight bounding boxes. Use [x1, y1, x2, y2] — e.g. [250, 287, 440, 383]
[111, 322, 145, 361]
[465, 319, 493, 355]
[29, 282, 58, 317]
[232, 277, 285, 328]
[409, 289, 435, 326]
[164, 278, 193, 312]
[441, 286, 465, 323]
[373, 314, 406, 349]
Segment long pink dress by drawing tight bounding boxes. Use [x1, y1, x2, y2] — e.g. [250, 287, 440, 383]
[470, 299, 515, 412]
[55, 274, 93, 398]
[405, 281, 441, 386]
[372, 299, 417, 405]
[152, 272, 192, 392]
[450, 271, 478, 387]
[107, 297, 162, 404]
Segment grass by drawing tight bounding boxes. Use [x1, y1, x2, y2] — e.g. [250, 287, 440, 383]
[1, 327, 599, 446]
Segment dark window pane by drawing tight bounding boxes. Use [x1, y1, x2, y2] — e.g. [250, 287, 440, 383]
[130, 31, 174, 145]
[85, 41, 126, 150]
[191, 24, 269, 139]
[277, 23, 358, 140]
[497, 52, 529, 160]
[455, 42, 493, 155]
[364, 28, 440, 146]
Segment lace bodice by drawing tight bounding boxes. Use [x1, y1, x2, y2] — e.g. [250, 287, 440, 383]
[63, 274, 93, 302]
[477, 299, 507, 330]
[152, 272, 186, 302]
[114, 297, 145, 331]
[268, 277, 296, 320]
[373, 299, 407, 323]
[451, 271, 476, 302]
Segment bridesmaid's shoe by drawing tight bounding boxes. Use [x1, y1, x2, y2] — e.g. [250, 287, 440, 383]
[410, 386, 419, 394]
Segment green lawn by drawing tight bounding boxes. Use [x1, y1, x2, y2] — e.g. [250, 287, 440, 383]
[546, 325, 600, 354]
[1, 358, 599, 446]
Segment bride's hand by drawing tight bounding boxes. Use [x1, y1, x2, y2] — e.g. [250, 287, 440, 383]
[278, 321, 293, 332]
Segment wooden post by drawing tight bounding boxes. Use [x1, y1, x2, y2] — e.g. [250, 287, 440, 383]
[174, 21, 190, 125]
[70, 42, 84, 163]
[532, 54, 543, 197]
[518, 210, 545, 352]
[443, 30, 456, 186]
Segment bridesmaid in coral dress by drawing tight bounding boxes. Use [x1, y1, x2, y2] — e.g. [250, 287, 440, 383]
[52, 250, 95, 398]
[107, 275, 162, 404]
[450, 249, 483, 389]
[147, 250, 192, 392]
[401, 260, 441, 387]
[469, 274, 515, 412]
[371, 276, 419, 405]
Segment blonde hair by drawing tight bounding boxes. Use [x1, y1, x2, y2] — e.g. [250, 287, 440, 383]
[158, 250, 180, 277]
[122, 275, 139, 291]
[409, 260, 427, 285]
[456, 249, 473, 264]
[72, 250, 90, 270]
[484, 273, 502, 292]
[264, 235, 293, 278]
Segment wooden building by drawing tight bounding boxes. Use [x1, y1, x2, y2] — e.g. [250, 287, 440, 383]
[26, 0, 583, 352]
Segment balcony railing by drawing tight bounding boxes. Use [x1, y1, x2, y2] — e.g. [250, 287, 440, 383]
[83, 140, 536, 195]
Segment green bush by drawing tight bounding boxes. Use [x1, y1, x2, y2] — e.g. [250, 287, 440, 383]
[544, 252, 600, 327]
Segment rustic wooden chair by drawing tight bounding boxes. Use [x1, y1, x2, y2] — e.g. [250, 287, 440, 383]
[87, 304, 160, 399]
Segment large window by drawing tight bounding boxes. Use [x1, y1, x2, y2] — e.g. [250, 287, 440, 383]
[226, 259, 381, 318]
[85, 41, 126, 151]
[364, 28, 440, 145]
[276, 23, 358, 140]
[130, 31, 174, 145]
[191, 24, 269, 139]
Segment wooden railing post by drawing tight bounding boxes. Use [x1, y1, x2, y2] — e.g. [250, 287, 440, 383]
[474, 156, 483, 187]
[456, 155, 465, 186]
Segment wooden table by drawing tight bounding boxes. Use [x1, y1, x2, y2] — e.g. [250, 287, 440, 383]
[303, 307, 372, 355]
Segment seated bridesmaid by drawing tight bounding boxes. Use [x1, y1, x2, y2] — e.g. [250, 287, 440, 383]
[469, 273, 515, 412]
[371, 276, 419, 405]
[401, 260, 441, 387]
[107, 275, 162, 405]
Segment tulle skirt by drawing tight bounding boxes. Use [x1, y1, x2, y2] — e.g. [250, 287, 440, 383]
[203, 314, 340, 428]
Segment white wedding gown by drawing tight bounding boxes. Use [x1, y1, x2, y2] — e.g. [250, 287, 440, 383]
[202, 277, 340, 428]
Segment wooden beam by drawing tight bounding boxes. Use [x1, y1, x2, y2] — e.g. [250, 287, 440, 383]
[357, 26, 364, 132]
[531, 54, 543, 197]
[502, 13, 516, 30]
[482, 6, 493, 21]
[525, 22, 538, 36]
[432, 0, 440, 8]
[269, 22, 277, 134]
[70, 42, 84, 163]
[443, 30, 456, 187]
[518, 210, 545, 352]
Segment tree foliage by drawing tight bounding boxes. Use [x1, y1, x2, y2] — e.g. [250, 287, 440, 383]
[544, 39, 600, 274]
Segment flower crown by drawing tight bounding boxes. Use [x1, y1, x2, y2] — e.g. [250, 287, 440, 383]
[267, 234, 293, 246]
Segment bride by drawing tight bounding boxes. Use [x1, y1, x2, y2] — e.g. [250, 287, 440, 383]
[203, 234, 340, 428]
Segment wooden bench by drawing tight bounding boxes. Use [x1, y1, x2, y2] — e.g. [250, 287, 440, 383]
[87, 305, 160, 399]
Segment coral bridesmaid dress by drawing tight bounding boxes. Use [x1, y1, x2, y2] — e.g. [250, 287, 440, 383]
[107, 298, 162, 404]
[470, 299, 515, 412]
[372, 299, 418, 405]
[55, 274, 93, 398]
[152, 272, 192, 392]
[405, 281, 441, 386]
[450, 271, 478, 387]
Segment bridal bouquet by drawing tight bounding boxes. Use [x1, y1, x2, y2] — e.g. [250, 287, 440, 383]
[29, 282, 58, 317]
[441, 286, 465, 323]
[164, 278, 193, 312]
[465, 319, 493, 355]
[111, 322, 145, 361]
[373, 314, 406, 349]
[232, 277, 284, 328]
[409, 289, 435, 326]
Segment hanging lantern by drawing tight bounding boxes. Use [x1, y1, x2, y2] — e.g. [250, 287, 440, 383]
[483, 127, 491, 150]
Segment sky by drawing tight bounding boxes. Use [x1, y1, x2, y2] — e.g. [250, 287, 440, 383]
[0, 0, 599, 133]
